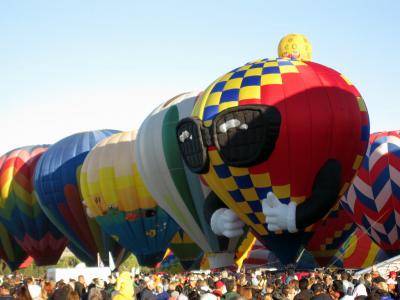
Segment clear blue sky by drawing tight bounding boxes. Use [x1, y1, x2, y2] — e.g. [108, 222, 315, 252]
[1, 0, 399, 154]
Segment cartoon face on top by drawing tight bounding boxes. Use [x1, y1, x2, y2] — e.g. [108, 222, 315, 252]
[177, 57, 370, 239]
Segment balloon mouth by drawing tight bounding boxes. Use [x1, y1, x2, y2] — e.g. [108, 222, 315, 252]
[33, 255, 63, 266]
[207, 252, 235, 269]
[136, 251, 166, 267]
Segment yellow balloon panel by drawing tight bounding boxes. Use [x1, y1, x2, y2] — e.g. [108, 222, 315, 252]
[80, 131, 157, 217]
[278, 33, 312, 61]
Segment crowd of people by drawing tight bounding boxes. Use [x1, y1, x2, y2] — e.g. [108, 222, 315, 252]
[0, 268, 399, 300]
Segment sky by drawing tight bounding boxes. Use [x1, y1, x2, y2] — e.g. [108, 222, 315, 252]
[0, 0, 399, 154]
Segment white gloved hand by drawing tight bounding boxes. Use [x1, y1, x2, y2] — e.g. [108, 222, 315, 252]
[262, 192, 298, 233]
[210, 208, 245, 238]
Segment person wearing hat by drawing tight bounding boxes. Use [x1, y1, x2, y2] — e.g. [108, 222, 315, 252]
[213, 281, 226, 299]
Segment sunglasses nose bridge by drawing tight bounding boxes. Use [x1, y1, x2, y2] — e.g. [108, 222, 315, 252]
[201, 126, 213, 148]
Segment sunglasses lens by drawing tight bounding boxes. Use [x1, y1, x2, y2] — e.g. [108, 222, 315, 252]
[213, 105, 281, 167]
[176, 118, 210, 174]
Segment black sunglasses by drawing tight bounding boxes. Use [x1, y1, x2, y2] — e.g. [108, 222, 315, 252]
[176, 105, 281, 174]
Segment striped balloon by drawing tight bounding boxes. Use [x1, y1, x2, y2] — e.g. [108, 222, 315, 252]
[135, 92, 245, 268]
[0, 146, 68, 265]
[331, 227, 388, 268]
[34, 130, 127, 266]
[80, 131, 179, 267]
[341, 131, 400, 254]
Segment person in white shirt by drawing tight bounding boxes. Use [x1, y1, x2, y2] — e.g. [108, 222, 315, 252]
[26, 277, 43, 300]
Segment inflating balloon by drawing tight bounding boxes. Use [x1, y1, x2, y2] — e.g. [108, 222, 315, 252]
[341, 131, 400, 255]
[278, 34, 312, 61]
[80, 130, 179, 267]
[135, 92, 246, 268]
[169, 230, 203, 270]
[305, 204, 356, 267]
[156, 248, 178, 269]
[34, 130, 126, 266]
[177, 58, 369, 264]
[331, 228, 388, 269]
[0, 146, 68, 265]
[0, 223, 28, 270]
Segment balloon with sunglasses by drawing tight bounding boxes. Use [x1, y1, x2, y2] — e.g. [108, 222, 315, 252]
[135, 92, 248, 268]
[80, 130, 179, 267]
[341, 130, 400, 255]
[177, 57, 370, 264]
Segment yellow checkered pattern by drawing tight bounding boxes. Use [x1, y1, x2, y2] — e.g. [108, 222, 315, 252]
[193, 58, 302, 125]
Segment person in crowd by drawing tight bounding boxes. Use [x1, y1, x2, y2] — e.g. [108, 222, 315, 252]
[156, 283, 169, 300]
[75, 275, 87, 300]
[0, 283, 13, 300]
[294, 278, 312, 300]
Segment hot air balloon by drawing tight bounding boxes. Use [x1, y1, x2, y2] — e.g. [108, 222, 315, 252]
[331, 228, 388, 269]
[0, 146, 68, 265]
[305, 203, 356, 267]
[177, 57, 369, 264]
[341, 131, 400, 255]
[0, 223, 29, 270]
[34, 130, 126, 266]
[278, 34, 312, 61]
[169, 230, 203, 270]
[80, 130, 179, 267]
[135, 92, 246, 268]
[155, 248, 178, 269]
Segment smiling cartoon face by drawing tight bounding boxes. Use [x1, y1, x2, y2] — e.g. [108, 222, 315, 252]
[278, 34, 312, 61]
[177, 58, 369, 237]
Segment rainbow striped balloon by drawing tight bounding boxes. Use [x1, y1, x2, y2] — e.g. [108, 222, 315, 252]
[331, 228, 387, 268]
[0, 146, 68, 266]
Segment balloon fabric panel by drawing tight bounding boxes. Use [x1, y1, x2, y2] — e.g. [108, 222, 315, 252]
[80, 131, 179, 267]
[34, 130, 124, 265]
[341, 131, 400, 254]
[0, 146, 68, 265]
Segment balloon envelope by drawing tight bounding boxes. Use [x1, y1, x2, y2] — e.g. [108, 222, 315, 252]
[0, 223, 29, 270]
[80, 131, 179, 267]
[34, 130, 125, 266]
[169, 230, 203, 270]
[341, 131, 400, 255]
[189, 58, 369, 264]
[331, 227, 388, 269]
[305, 204, 356, 267]
[135, 92, 245, 268]
[0, 146, 68, 265]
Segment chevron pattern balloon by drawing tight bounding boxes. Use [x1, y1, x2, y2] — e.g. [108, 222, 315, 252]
[341, 131, 400, 254]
